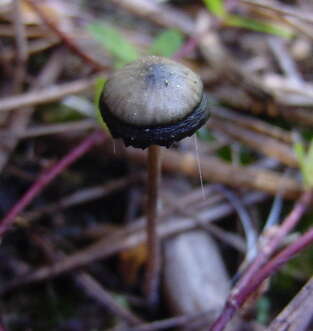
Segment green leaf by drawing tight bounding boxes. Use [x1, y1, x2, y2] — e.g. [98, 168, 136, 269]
[203, 0, 226, 18]
[294, 141, 305, 163]
[226, 15, 292, 38]
[294, 139, 313, 189]
[149, 29, 184, 57]
[94, 77, 108, 130]
[87, 23, 139, 65]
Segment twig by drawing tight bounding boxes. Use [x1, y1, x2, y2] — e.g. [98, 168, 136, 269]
[0, 75, 102, 112]
[12, 0, 28, 90]
[1, 38, 59, 62]
[210, 190, 313, 331]
[24, 0, 106, 72]
[0, 192, 266, 293]
[31, 234, 142, 326]
[76, 272, 142, 326]
[22, 176, 141, 224]
[110, 0, 194, 35]
[0, 130, 106, 238]
[214, 185, 258, 262]
[125, 147, 302, 198]
[264, 192, 283, 231]
[230, 204, 313, 324]
[0, 47, 63, 173]
[127, 312, 209, 331]
[267, 37, 302, 83]
[240, 0, 313, 25]
[18, 119, 97, 138]
[163, 193, 246, 252]
[268, 275, 313, 330]
[211, 107, 292, 144]
[210, 117, 297, 167]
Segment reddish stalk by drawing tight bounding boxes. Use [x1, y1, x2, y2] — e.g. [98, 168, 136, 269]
[210, 190, 313, 331]
[0, 130, 106, 238]
[24, 0, 106, 72]
[235, 220, 313, 308]
[0, 317, 5, 331]
[145, 145, 162, 308]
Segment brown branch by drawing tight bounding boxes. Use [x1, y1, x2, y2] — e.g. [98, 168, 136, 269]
[268, 275, 313, 331]
[0, 130, 106, 238]
[12, 0, 28, 90]
[0, 75, 102, 112]
[31, 234, 142, 326]
[0, 191, 266, 293]
[24, 0, 107, 72]
[210, 118, 297, 167]
[125, 147, 302, 199]
[18, 119, 97, 138]
[211, 107, 292, 144]
[0, 49, 64, 172]
[240, 0, 313, 25]
[210, 190, 313, 331]
[110, 0, 194, 35]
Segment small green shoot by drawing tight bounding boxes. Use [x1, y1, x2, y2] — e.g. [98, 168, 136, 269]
[256, 297, 270, 325]
[149, 29, 184, 57]
[87, 23, 139, 66]
[227, 15, 292, 38]
[203, 0, 226, 18]
[94, 77, 108, 130]
[203, 0, 292, 38]
[294, 138, 313, 189]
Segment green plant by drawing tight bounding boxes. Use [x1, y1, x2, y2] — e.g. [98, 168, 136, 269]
[294, 138, 313, 189]
[203, 0, 292, 37]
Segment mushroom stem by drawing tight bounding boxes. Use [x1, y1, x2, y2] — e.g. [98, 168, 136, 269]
[145, 144, 162, 308]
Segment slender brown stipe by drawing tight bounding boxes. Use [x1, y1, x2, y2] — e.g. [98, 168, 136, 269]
[98, 55, 210, 308]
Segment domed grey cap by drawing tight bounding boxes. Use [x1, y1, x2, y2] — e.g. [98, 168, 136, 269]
[99, 56, 210, 149]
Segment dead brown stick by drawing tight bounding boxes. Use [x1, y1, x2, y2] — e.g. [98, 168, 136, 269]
[25, 0, 106, 72]
[127, 312, 210, 331]
[163, 193, 245, 252]
[0, 24, 50, 38]
[213, 86, 313, 127]
[267, 275, 313, 331]
[12, 0, 28, 90]
[21, 175, 142, 223]
[211, 107, 292, 144]
[75, 272, 142, 326]
[110, 0, 194, 35]
[31, 234, 142, 326]
[125, 148, 302, 199]
[0, 19, 61, 173]
[197, 14, 273, 105]
[1, 38, 59, 61]
[210, 118, 297, 167]
[0, 191, 266, 293]
[0, 75, 101, 112]
[18, 119, 97, 138]
[240, 0, 313, 25]
[280, 107, 313, 127]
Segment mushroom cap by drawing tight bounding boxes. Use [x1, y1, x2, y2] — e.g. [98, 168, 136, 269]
[99, 56, 210, 149]
[102, 56, 203, 126]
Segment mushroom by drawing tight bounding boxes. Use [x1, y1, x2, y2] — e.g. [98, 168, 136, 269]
[99, 55, 210, 307]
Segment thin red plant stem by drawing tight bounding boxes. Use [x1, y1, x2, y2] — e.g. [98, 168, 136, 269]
[0, 130, 106, 238]
[0, 319, 5, 331]
[145, 145, 162, 308]
[173, 36, 198, 60]
[25, 0, 106, 73]
[236, 221, 313, 307]
[210, 190, 313, 331]
[213, 211, 313, 331]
